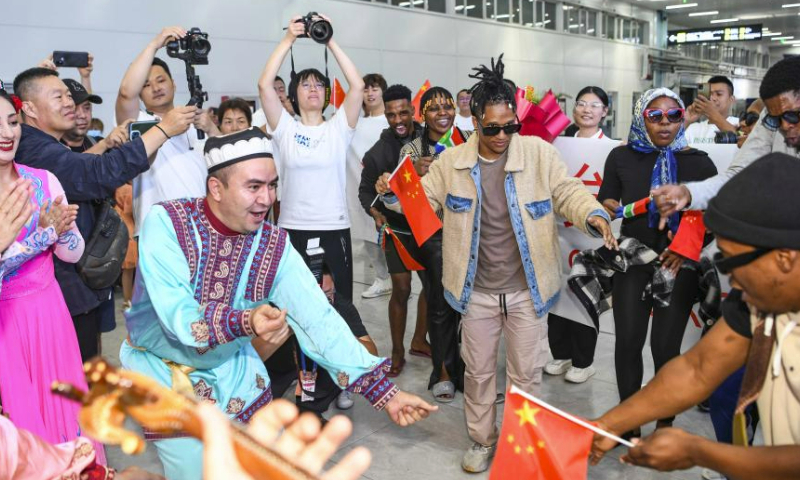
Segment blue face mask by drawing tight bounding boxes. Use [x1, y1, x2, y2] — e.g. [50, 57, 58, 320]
[87, 130, 102, 137]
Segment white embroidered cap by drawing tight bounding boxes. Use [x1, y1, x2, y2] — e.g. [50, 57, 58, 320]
[203, 127, 273, 173]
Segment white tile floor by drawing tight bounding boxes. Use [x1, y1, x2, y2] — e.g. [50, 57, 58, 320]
[102, 247, 718, 479]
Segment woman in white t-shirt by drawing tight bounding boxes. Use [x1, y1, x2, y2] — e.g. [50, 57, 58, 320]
[546, 86, 616, 385]
[258, 14, 365, 306]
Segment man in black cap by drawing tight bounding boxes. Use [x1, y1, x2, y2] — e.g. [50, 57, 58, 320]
[590, 152, 800, 479]
[61, 78, 127, 154]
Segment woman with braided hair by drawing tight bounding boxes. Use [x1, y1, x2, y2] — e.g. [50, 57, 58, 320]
[377, 55, 615, 472]
[396, 86, 470, 402]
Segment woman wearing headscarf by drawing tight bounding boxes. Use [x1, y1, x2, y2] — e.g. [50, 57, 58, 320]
[597, 88, 717, 438]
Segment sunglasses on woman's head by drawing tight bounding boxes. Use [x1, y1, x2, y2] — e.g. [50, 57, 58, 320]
[643, 108, 685, 124]
[739, 111, 759, 127]
[478, 120, 522, 136]
[763, 110, 800, 131]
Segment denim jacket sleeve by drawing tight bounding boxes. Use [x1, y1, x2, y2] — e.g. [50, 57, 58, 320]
[686, 119, 775, 210]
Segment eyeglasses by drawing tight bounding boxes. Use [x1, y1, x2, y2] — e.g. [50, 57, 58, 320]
[575, 100, 605, 110]
[713, 248, 773, 275]
[458, 97, 471, 104]
[300, 82, 325, 91]
[643, 108, 685, 124]
[763, 110, 800, 132]
[478, 119, 522, 136]
[739, 111, 759, 127]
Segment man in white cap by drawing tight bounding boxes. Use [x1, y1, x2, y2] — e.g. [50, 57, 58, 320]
[120, 127, 437, 480]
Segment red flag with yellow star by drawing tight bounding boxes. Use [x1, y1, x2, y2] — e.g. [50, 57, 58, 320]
[388, 155, 442, 246]
[411, 80, 431, 122]
[489, 388, 594, 480]
[331, 78, 346, 109]
[667, 210, 705, 262]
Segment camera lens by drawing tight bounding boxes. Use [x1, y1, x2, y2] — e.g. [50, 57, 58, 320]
[308, 19, 333, 44]
[192, 37, 211, 57]
[714, 131, 739, 144]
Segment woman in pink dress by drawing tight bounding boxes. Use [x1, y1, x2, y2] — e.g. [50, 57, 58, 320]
[0, 87, 105, 463]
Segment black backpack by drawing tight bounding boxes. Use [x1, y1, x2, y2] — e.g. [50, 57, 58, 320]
[76, 199, 129, 290]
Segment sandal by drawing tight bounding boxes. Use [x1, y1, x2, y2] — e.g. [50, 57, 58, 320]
[386, 358, 406, 378]
[408, 348, 432, 358]
[432, 380, 455, 403]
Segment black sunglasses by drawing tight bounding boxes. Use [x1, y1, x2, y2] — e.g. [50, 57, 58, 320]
[713, 248, 773, 275]
[739, 111, 759, 127]
[763, 110, 800, 131]
[478, 118, 522, 136]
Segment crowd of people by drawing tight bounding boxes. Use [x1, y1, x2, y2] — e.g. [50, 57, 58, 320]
[1, 12, 799, 480]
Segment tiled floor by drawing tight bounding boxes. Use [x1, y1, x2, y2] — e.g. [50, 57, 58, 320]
[102, 247, 718, 479]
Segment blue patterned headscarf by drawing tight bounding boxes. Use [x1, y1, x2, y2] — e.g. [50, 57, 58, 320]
[627, 88, 688, 234]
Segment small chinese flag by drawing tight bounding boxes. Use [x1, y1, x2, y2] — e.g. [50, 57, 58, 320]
[380, 225, 425, 271]
[388, 156, 442, 246]
[331, 78, 346, 109]
[411, 80, 431, 122]
[489, 388, 594, 480]
[668, 210, 706, 262]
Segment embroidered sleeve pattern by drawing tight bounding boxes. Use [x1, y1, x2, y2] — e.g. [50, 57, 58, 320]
[345, 359, 399, 411]
[57, 231, 81, 250]
[201, 302, 255, 348]
[0, 226, 58, 287]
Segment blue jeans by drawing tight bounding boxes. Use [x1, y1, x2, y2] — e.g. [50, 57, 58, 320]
[709, 366, 759, 444]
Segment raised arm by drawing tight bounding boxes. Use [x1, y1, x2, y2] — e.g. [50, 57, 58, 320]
[116, 26, 187, 123]
[326, 36, 365, 128]
[258, 17, 303, 131]
[592, 317, 749, 463]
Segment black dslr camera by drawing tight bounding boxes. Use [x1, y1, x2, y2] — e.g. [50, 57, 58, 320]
[166, 27, 211, 65]
[295, 12, 333, 44]
[166, 27, 210, 141]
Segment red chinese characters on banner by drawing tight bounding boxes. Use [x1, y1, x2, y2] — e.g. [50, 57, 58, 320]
[564, 162, 603, 229]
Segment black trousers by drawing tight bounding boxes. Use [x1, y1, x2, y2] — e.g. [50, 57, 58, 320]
[71, 306, 102, 363]
[417, 232, 464, 391]
[612, 265, 698, 422]
[285, 228, 355, 301]
[547, 313, 597, 369]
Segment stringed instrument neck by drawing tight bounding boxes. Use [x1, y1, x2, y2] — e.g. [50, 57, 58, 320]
[53, 358, 320, 480]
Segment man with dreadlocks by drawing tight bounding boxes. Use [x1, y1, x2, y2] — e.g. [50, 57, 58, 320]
[377, 55, 616, 472]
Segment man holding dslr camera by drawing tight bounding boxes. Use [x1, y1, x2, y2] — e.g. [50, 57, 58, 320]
[116, 26, 209, 237]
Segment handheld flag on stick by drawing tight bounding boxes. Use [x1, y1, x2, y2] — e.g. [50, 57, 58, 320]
[434, 127, 466, 155]
[615, 196, 651, 219]
[379, 225, 425, 271]
[331, 78, 346, 110]
[489, 385, 633, 480]
[387, 156, 442, 246]
[412, 80, 431, 122]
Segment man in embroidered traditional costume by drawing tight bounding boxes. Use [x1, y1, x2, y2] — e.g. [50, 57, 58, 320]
[591, 153, 800, 479]
[120, 127, 437, 480]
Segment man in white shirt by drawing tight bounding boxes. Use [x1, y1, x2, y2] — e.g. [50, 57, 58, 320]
[454, 89, 475, 132]
[116, 26, 208, 236]
[684, 76, 739, 145]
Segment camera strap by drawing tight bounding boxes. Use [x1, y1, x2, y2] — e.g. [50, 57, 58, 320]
[289, 46, 329, 80]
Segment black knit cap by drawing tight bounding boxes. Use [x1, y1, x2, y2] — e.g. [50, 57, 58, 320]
[705, 153, 800, 249]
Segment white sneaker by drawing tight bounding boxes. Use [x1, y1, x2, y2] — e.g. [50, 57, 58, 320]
[544, 359, 572, 376]
[361, 278, 392, 299]
[336, 391, 354, 410]
[565, 366, 596, 383]
[461, 442, 496, 473]
[701, 468, 725, 479]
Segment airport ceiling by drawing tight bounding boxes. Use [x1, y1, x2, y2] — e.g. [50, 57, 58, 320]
[631, 0, 800, 46]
